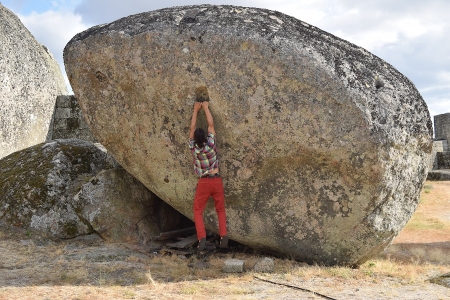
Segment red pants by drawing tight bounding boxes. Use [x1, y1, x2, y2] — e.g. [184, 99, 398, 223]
[193, 176, 227, 240]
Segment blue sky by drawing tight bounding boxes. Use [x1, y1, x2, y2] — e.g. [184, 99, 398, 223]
[2, 0, 449, 122]
[3, 0, 81, 14]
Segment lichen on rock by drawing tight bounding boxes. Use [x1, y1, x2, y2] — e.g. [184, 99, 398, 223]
[64, 5, 432, 265]
[0, 138, 190, 243]
[0, 139, 114, 238]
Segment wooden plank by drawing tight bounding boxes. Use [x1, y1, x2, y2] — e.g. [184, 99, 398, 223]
[152, 227, 196, 241]
[159, 248, 195, 256]
[166, 234, 198, 249]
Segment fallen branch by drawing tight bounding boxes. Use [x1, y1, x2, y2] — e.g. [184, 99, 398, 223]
[253, 276, 337, 300]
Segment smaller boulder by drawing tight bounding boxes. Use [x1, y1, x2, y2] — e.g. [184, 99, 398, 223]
[0, 139, 190, 242]
[253, 257, 274, 273]
[223, 259, 245, 273]
[0, 139, 114, 238]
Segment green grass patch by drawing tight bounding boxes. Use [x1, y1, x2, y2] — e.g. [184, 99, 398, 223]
[422, 184, 433, 194]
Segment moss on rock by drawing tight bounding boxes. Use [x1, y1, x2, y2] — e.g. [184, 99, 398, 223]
[0, 139, 114, 238]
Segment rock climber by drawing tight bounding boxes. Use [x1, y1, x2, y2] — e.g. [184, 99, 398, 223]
[189, 99, 228, 251]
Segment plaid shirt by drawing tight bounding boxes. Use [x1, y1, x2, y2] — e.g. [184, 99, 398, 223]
[189, 132, 219, 177]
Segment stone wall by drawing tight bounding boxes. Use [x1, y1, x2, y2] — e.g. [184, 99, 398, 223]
[430, 140, 448, 170]
[434, 113, 450, 141]
[429, 113, 450, 173]
[47, 95, 96, 142]
[437, 152, 450, 169]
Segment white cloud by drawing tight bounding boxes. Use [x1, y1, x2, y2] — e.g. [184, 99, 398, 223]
[8, 0, 450, 118]
[419, 71, 450, 117]
[332, 15, 446, 53]
[18, 9, 88, 93]
[437, 71, 450, 83]
[423, 95, 450, 120]
[73, 0, 246, 24]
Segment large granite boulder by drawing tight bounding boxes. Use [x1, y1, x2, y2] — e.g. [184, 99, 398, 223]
[0, 139, 188, 243]
[0, 4, 68, 159]
[64, 5, 432, 265]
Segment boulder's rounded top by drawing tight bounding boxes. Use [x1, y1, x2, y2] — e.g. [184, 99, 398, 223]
[66, 4, 431, 139]
[69, 4, 344, 57]
[71, 5, 315, 38]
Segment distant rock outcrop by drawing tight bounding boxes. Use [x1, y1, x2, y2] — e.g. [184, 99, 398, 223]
[0, 4, 68, 159]
[0, 139, 188, 243]
[64, 5, 432, 265]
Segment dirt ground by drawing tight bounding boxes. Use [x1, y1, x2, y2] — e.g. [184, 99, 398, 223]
[384, 181, 450, 266]
[0, 181, 449, 300]
[395, 182, 450, 243]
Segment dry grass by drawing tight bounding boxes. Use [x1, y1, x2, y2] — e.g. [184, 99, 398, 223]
[403, 183, 450, 232]
[0, 249, 448, 300]
[136, 249, 449, 289]
[1, 181, 449, 299]
[259, 254, 448, 285]
[406, 213, 448, 231]
[360, 258, 447, 283]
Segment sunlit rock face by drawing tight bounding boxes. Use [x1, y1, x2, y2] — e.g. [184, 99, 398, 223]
[0, 4, 68, 159]
[64, 5, 432, 265]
